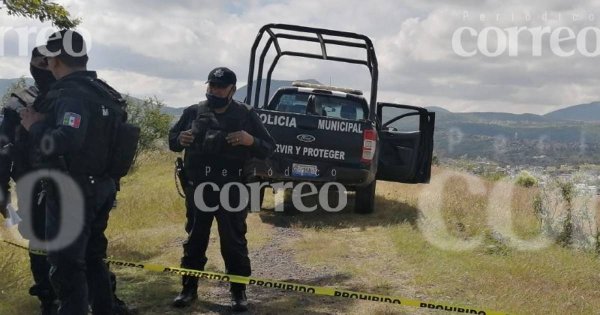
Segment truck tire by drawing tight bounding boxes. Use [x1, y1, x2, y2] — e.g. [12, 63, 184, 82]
[354, 180, 376, 214]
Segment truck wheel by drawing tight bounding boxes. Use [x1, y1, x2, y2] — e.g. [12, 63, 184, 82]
[354, 180, 376, 214]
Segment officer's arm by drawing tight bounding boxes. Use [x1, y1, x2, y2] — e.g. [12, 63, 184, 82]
[247, 110, 275, 159]
[169, 107, 194, 152]
[0, 108, 17, 212]
[29, 97, 90, 156]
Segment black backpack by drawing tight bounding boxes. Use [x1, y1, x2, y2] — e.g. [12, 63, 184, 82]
[61, 76, 141, 179]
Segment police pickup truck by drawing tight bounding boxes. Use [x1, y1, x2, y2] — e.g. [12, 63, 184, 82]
[244, 24, 435, 214]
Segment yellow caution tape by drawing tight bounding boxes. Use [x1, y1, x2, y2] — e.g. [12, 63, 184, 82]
[2, 239, 510, 315]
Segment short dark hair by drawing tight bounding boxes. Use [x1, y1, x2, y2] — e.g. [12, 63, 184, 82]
[57, 54, 88, 68]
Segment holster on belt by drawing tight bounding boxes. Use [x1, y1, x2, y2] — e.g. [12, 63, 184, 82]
[176, 157, 190, 190]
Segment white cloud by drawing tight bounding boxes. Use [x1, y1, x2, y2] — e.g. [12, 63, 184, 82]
[0, 0, 599, 114]
[97, 70, 206, 106]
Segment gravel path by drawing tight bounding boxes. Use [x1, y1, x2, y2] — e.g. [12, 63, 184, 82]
[188, 226, 343, 315]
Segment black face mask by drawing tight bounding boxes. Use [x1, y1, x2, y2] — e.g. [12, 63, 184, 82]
[205, 86, 235, 109]
[30, 65, 56, 95]
[205, 93, 230, 109]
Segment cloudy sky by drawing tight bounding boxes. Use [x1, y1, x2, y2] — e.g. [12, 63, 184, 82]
[1, 0, 599, 114]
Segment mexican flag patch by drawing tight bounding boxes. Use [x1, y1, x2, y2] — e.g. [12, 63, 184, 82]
[62, 112, 81, 128]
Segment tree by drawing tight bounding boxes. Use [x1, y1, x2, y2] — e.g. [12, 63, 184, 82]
[1, 77, 28, 105]
[125, 96, 171, 152]
[1, 0, 80, 28]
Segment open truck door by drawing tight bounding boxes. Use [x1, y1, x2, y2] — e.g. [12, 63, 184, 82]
[376, 103, 435, 183]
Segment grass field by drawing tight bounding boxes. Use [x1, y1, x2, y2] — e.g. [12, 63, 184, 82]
[1, 151, 599, 314]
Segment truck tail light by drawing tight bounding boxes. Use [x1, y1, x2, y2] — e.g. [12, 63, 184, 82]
[361, 129, 377, 164]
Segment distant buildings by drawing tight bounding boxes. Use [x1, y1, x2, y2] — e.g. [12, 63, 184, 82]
[441, 157, 600, 195]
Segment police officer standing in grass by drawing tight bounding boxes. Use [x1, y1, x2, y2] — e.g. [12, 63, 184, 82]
[0, 47, 58, 315]
[169, 67, 275, 312]
[19, 30, 134, 315]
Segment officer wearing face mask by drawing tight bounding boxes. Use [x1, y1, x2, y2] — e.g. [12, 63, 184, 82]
[0, 47, 58, 315]
[168, 67, 275, 312]
[20, 31, 136, 315]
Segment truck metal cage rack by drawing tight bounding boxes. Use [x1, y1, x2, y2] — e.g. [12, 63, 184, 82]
[246, 23, 379, 119]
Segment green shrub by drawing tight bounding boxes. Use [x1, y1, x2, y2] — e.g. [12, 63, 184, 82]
[515, 171, 538, 188]
[1, 78, 28, 105]
[125, 96, 172, 152]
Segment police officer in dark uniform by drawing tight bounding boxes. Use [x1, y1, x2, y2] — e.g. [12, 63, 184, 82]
[169, 67, 275, 312]
[0, 47, 58, 315]
[20, 30, 124, 315]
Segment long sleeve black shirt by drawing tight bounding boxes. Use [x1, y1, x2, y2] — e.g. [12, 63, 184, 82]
[169, 100, 275, 184]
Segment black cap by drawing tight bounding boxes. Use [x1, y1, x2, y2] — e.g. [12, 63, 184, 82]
[39, 29, 87, 58]
[32, 46, 44, 58]
[206, 67, 236, 86]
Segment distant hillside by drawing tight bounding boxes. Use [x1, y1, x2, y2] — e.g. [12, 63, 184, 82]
[544, 101, 600, 122]
[235, 79, 321, 106]
[425, 106, 450, 114]
[0, 79, 16, 94]
[160, 106, 184, 117]
[385, 105, 557, 125]
[386, 106, 600, 166]
[0, 78, 34, 95]
[4, 77, 600, 166]
[159, 79, 322, 119]
[456, 112, 550, 123]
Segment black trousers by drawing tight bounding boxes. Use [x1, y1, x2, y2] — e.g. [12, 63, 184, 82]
[46, 176, 116, 315]
[181, 185, 251, 292]
[17, 182, 56, 306]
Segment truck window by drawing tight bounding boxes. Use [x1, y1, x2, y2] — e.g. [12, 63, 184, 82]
[380, 106, 420, 132]
[314, 95, 365, 120]
[273, 92, 310, 114]
[271, 91, 365, 120]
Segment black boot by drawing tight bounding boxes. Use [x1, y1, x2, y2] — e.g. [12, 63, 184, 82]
[40, 301, 58, 315]
[231, 290, 248, 312]
[172, 276, 198, 308]
[114, 296, 137, 315]
[30, 285, 58, 315]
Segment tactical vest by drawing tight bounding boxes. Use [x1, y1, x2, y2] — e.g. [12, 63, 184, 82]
[39, 75, 140, 178]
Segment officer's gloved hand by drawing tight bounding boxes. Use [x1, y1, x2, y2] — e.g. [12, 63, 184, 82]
[178, 130, 195, 147]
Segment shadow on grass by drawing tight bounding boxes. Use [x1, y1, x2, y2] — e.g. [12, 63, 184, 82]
[243, 273, 355, 315]
[108, 241, 164, 262]
[258, 192, 420, 230]
[113, 269, 357, 315]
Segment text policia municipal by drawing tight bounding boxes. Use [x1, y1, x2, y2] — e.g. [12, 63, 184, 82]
[260, 113, 363, 133]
